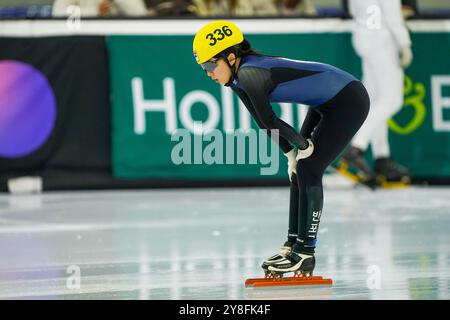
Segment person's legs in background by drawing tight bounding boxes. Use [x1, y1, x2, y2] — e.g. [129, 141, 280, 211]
[346, 35, 411, 184]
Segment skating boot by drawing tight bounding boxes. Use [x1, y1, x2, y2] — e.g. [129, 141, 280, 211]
[374, 157, 411, 188]
[267, 251, 315, 278]
[332, 146, 377, 189]
[261, 241, 293, 278]
[246, 250, 332, 287]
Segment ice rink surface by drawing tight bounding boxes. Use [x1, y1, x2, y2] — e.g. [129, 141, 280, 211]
[0, 185, 449, 300]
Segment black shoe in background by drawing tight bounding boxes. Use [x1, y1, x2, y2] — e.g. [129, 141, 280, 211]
[339, 146, 377, 188]
[374, 157, 411, 183]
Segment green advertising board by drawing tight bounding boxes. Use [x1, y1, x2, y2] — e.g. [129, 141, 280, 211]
[107, 31, 450, 180]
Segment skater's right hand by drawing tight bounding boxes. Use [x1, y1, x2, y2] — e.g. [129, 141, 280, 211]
[284, 149, 297, 179]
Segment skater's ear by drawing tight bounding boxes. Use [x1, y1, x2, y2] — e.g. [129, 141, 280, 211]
[227, 53, 237, 66]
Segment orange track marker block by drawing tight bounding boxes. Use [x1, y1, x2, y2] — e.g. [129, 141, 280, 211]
[245, 276, 332, 288]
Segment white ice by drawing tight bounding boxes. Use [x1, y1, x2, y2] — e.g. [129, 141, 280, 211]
[0, 185, 449, 299]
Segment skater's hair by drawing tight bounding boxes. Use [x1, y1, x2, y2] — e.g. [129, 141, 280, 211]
[214, 39, 262, 60]
[214, 38, 283, 62]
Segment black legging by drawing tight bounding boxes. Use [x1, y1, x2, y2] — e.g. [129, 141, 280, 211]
[288, 81, 370, 253]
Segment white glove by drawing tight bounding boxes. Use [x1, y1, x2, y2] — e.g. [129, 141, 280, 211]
[400, 46, 413, 69]
[296, 139, 314, 160]
[284, 149, 297, 179]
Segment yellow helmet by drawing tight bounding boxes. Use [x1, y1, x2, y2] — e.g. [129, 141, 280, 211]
[193, 20, 244, 65]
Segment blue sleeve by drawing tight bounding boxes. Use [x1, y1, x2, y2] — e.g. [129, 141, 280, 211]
[232, 86, 293, 154]
[237, 66, 309, 150]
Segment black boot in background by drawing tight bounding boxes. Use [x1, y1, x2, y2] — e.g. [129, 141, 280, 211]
[374, 157, 411, 185]
[334, 146, 377, 189]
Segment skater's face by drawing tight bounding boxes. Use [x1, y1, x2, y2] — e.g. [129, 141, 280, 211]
[204, 53, 238, 86]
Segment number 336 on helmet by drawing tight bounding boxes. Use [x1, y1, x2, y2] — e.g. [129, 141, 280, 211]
[193, 20, 244, 65]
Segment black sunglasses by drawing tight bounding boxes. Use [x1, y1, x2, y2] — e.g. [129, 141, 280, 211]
[201, 59, 220, 72]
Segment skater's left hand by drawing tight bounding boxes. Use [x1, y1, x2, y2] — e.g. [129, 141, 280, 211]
[284, 149, 297, 179]
[296, 139, 314, 160]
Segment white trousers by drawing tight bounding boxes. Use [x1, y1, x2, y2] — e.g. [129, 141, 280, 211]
[351, 32, 404, 158]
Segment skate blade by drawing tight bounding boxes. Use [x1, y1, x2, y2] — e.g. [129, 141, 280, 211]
[377, 176, 410, 189]
[245, 276, 332, 288]
[378, 181, 409, 189]
[245, 275, 323, 286]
